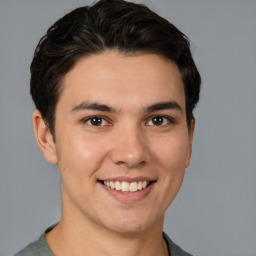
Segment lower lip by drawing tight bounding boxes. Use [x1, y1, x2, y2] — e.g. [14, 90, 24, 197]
[99, 182, 155, 203]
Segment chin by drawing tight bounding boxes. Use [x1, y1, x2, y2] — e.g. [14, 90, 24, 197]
[102, 212, 161, 235]
[107, 222, 148, 235]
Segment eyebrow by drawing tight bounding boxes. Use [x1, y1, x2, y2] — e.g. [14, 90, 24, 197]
[145, 101, 183, 113]
[71, 102, 120, 113]
[71, 101, 183, 114]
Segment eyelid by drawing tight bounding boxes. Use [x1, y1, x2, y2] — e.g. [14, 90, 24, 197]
[81, 114, 175, 127]
[82, 115, 112, 126]
[145, 115, 175, 126]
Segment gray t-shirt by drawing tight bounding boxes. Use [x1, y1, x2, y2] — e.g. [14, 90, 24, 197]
[15, 226, 193, 256]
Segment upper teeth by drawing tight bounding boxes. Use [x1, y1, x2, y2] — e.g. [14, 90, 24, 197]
[103, 181, 149, 192]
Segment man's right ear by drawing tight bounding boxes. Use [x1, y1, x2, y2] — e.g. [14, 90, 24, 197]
[32, 110, 57, 164]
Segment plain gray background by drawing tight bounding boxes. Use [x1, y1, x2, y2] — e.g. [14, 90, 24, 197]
[0, 0, 256, 255]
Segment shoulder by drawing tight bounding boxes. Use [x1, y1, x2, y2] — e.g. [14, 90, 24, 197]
[14, 240, 39, 256]
[163, 232, 194, 256]
[14, 232, 54, 256]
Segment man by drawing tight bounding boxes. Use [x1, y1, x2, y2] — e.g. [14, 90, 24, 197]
[15, 0, 201, 255]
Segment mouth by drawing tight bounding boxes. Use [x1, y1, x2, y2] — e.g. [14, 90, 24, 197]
[98, 177, 157, 202]
[99, 180, 153, 193]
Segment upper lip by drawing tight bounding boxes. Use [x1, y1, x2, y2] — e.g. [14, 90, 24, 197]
[98, 176, 156, 182]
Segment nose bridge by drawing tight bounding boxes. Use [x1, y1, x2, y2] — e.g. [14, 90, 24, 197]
[110, 123, 150, 168]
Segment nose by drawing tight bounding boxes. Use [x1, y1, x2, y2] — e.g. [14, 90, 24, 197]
[109, 126, 151, 168]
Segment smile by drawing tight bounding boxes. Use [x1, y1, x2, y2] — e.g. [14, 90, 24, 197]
[102, 180, 150, 193]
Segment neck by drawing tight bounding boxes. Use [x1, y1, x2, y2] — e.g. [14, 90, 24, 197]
[46, 212, 168, 256]
[46, 188, 169, 256]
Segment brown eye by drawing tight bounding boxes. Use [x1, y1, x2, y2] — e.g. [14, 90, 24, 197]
[146, 116, 172, 126]
[90, 117, 102, 126]
[152, 117, 164, 126]
[85, 116, 108, 126]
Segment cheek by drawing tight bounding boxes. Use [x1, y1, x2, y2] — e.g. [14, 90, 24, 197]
[153, 134, 190, 173]
[56, 134, 109, 180]
[152, 135, 190, 210]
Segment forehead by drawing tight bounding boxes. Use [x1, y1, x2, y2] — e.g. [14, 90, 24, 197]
[58, 51, 185, 111]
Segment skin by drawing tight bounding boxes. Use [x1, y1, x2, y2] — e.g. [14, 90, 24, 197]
[33, 51, 195, 256]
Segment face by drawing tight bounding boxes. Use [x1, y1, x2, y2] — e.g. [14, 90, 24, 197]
[37, 51, 194, 235]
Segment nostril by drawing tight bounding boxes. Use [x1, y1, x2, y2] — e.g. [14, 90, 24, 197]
[109, 134, 151, 168]
[115, 160, 147, 169]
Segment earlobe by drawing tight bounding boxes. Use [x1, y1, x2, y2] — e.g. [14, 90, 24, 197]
[186, 118, 195, 168]
[33, 110, 57, 164]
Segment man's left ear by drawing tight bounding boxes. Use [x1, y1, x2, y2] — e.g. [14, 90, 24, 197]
[186, 118, 195, 168]
[32, 110, 57, 164]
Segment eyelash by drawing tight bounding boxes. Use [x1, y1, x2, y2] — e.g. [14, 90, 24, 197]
[82, 116, 110, 127]
[82, 115, 175, 127]
[146, 115, 175, 126]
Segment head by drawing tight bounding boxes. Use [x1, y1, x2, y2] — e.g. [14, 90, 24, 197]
[31, 0, 201, 236]
[30, 0, 201, 136]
